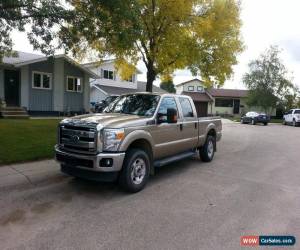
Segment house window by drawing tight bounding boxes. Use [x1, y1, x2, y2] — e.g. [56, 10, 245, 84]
[188, 86, 194, 91]
[215, 98, 233, 107]
[103, 69, 114, 80]
[197, 86, 204, 92]
[67, 76, 82, 92]
[32, 72, 52, 89]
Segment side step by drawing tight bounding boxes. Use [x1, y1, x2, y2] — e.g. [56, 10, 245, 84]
[154, 151, 197, 168]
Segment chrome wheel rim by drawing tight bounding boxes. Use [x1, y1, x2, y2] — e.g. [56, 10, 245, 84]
[131, 158, 146, 185]
[207, 140, 214, 159]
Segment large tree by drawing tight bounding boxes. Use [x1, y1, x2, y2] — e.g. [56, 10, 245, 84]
[243, 46, 295, 113]
[61, 0, 243, 92]
[0, 0, 71, 61]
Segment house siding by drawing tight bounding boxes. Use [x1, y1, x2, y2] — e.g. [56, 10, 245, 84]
[64, 60, 84, 112]
[28, 59, 54, 111]
[53, 58, 64, 112]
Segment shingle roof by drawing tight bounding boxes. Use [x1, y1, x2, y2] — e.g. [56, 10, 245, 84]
[94, 81, 166, 95]
[182, 91, 213, 102]
[207, 88, 248, 98]
[2, 51, 44, 65]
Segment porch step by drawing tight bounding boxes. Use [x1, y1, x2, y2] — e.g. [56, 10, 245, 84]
[0, 107, 29, 119]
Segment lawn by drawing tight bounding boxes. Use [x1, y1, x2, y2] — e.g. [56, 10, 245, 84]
[0, 119, 61, 165]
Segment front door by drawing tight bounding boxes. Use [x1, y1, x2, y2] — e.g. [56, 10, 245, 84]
[4, 70, 20, 106]
[233, 99, 240, 114]
[194, 101, 208, 117]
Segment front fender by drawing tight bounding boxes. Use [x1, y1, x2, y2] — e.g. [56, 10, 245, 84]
[119, 130, 155, 152]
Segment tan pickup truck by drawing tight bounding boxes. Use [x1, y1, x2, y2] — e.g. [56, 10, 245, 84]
[55, 93, 222, 192]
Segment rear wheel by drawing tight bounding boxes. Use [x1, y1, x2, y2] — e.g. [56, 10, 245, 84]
[200, 135, 215, 162]
[263, 122, 268, 126]
[118, 148, 150, 193]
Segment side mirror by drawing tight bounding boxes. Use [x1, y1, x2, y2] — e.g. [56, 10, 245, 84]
[167, 108, 177, 123]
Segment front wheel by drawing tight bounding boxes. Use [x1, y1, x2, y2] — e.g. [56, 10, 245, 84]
[118, 149, 150, 193]
[200, 135, 215, 162]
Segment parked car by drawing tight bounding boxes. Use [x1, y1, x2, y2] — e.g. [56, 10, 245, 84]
[94, 95, 118, 113]
[55, 93, 222, 193]
[283, 109, 300, 126]
[241, 112, 270, 125]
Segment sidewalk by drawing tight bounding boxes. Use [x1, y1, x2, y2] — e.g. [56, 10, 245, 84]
[0, 160, 64, 190]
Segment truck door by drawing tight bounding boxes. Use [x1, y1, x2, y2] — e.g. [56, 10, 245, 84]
[177, 97, 199, 151]
[151, 97, 183, 159]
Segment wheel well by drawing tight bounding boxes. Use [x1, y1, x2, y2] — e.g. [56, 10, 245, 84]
[207, 129, 216, 138]
[127, 139, 154, 174]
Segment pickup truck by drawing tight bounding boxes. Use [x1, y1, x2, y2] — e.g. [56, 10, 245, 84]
[283, 108, 300, 126]
[55, 93, 222, 192]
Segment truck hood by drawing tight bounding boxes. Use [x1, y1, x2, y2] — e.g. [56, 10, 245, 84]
[61, 113, 151, 129]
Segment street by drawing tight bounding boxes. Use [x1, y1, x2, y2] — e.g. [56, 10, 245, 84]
[0, 122, 300, 250]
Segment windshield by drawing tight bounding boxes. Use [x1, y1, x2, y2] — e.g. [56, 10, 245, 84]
[104, 94, 160, 117]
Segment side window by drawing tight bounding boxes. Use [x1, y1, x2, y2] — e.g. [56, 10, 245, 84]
[157, 97, 178, 123]
[179, 97, 194, 118]
[294, 110, 300, 114]
[188, 86, 194, 91]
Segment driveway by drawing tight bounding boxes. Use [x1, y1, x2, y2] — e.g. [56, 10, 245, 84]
[0, 123, 299, 250]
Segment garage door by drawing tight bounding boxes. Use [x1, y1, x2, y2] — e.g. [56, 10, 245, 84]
[194, 101, 208, 117]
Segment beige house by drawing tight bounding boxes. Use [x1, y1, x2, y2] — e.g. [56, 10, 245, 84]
[176, 79, 276, 117]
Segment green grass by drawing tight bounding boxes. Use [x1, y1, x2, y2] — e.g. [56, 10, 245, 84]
[0, 119, 61, 165]
[270, 119, 283, 123]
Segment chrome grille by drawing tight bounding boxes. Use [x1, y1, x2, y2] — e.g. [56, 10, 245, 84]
[59, 123, 97, 154]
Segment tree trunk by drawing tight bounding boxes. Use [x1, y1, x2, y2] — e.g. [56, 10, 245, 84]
[146, 64, 156, 92]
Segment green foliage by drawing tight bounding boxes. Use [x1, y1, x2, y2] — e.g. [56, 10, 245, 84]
[160, 80, 176, 93]
[61, 0, 243, 91]
[0, 0, 72, 61]
[243, 46, 296, 113]
[0, 119, 60, 165]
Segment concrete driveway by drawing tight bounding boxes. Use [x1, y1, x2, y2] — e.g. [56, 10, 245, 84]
[0, 123, 299, 250]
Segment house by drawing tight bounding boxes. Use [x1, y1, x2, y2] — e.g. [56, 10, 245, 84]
[83, 60, 166, 104]
[176, 78, 276, 117]
[0, 51, 98, 117]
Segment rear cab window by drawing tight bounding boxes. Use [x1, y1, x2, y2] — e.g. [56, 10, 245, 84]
[179, 97, 194, 118]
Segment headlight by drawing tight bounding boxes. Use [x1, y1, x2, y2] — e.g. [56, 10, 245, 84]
[103, 128, 125, 151]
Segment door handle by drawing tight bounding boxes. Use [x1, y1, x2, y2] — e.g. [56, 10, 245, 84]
[179, 124, 183, 131]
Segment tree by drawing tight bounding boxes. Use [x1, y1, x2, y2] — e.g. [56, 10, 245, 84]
[0, 0, 72, 61]
[160, 80, 176, 93]
[243, 46, 295, 113]
[61, 0, 243, 92]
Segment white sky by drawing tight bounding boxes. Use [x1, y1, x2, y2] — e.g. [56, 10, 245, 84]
[11, 0, 300, 89]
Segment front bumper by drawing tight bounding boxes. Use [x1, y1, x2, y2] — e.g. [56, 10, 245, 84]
[55, 145, 125, 172]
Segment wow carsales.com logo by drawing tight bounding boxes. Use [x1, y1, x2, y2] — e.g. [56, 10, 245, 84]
[241, 235, 296, 247]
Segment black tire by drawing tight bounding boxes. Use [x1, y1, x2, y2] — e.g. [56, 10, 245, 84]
[263, 122, 268, 126]
[200, 135, 215, 162]
[118, 148, 150, 193]
[251, 119, 256, 125]
[293, 120, 297, 127]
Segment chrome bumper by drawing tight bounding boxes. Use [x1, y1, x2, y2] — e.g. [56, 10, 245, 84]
[55, 145, 125, 172]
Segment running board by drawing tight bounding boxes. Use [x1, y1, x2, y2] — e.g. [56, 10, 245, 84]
[154, 151, 197, 168]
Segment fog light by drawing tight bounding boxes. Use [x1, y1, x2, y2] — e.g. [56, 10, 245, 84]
[100, 158, 113, 167]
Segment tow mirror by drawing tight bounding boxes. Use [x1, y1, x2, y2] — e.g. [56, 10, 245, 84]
[167, 108, 177, 123]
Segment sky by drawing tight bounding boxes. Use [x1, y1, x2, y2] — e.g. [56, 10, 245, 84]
[11, 0, 300, 89]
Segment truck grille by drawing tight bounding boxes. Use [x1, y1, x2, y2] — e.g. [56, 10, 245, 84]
[59, 124, 98, 154]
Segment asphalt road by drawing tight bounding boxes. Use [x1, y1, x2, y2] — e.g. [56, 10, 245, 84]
[0, 122, 300, 250]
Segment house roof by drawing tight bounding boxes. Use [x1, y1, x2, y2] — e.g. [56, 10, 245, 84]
[176, 78, 203, 87]
[2, 51, 44, 65]
[207, 88, 248, 98]
[2, 51, 99, 78]
[93, 81, 166, 96]
[182, 91, 213, 102]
